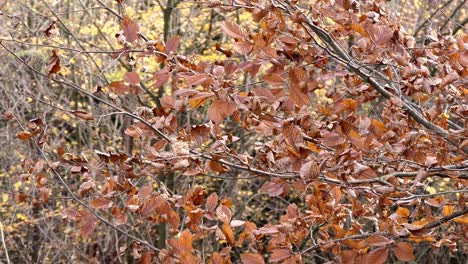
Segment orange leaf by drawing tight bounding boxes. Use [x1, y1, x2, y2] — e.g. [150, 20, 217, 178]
[366, 247, 388, 264]
[179, 229, 193, 252]
[90, 198, 113, 209]
[109, 81, 131, 94]
[16, 131, 33, 141]
[241, 253, 265, 264]
[208, 100, 236, 123]
[221, 223, 235, 245]
[396, 207, 410, 218]
[270, 249, 291, 263]
[393, 242, 415, 261]
[351, 23, 368, 37]
[442, 205, 454, 216]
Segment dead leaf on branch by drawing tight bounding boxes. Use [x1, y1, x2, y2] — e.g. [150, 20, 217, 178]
[47, 50, 61, 77]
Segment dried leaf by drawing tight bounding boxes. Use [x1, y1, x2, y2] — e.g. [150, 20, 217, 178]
[241, 253, 265, 264]
[16, 131, 33, 141]
[366, 234, 392, 247]
[393, 242, 415, 261]
[216, 205, 232, 224]
[208, 100, 236, 123]
[72, 110, 94, 121]
[90, 198, 113, 209]
[233, 41, 253, 55]
[109, 81, 131, 94]
[44, 21, 60, 38]
[221, 223, 235, 245]
[47, 50, 61, 77]
[124, 72, 140, 84]
[122, 16, 139, 42]
[270, 249, 291, 263]
[221, 21, 247, 40]
[366, 247, 388, 264]
[165, 35, 180, 54]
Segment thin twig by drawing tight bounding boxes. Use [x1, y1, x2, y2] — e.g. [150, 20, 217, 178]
[0, 221, 11, 264]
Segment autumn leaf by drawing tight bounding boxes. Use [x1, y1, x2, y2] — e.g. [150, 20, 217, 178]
[233, 41, 253, 55]
[109, 81, 131, 94]
[90, 198, 113, 209]
[270, 249, 291, 263]
[241, 253, 265, 264]
[121, 16, 139, 42]
[16, 131, 33, 141]
[187, 74, 212, 86]
[221, 223, 235, 245]
[124, 72, 140, 84]
[44, 21, 60, 38]
[47, 50, 61, 77]
[216, 205, 232, 224]
[393, 242, 415, 261]
[221, 21, 247, 40]
[165, 35, 180, 54]
[208, 100, 236, 123]
[72, 110, 94, 121]
[62, 208, 78, 220]
[366, 247, 388, 264]
[366, 234, 392, 247]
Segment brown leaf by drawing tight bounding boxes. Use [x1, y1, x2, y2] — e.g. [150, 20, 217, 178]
[233, 41, 253, 55]
[216, 205, 232, 224]
[44, 21, 60, 38]
[370, 25, 393, 46]
[90, 198, 113, 209]
[16, 131, 33, 141]
[208, 100, 236, 123]
[138, 186, 153, 199]
[188, 92, 214, 109]
[300, 161, 320, 180]
[47, 50, 61, 77]
[263, 73, 284, 86]
[187, 74, 212, 86]
[3, 111, 14, 120]
[122, 16, 139, 42]
[109, 81, 131, 94]
[221, 21, 247, 40]
[206, 192, 219, 212]
[270, 249, 291, 263]
[72, 110, 94, 121]
[165, 35, 180, 54]
[63, 208, 78, 220]
[393, 242, 415, 261]
[283, 123, 304, 155]
[124, 72, 140, 84]
[366, 234, 392, 247]
[366, 247, 388, 264]
[241, 253, 265, 264]
[289, 84, 310, 108]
